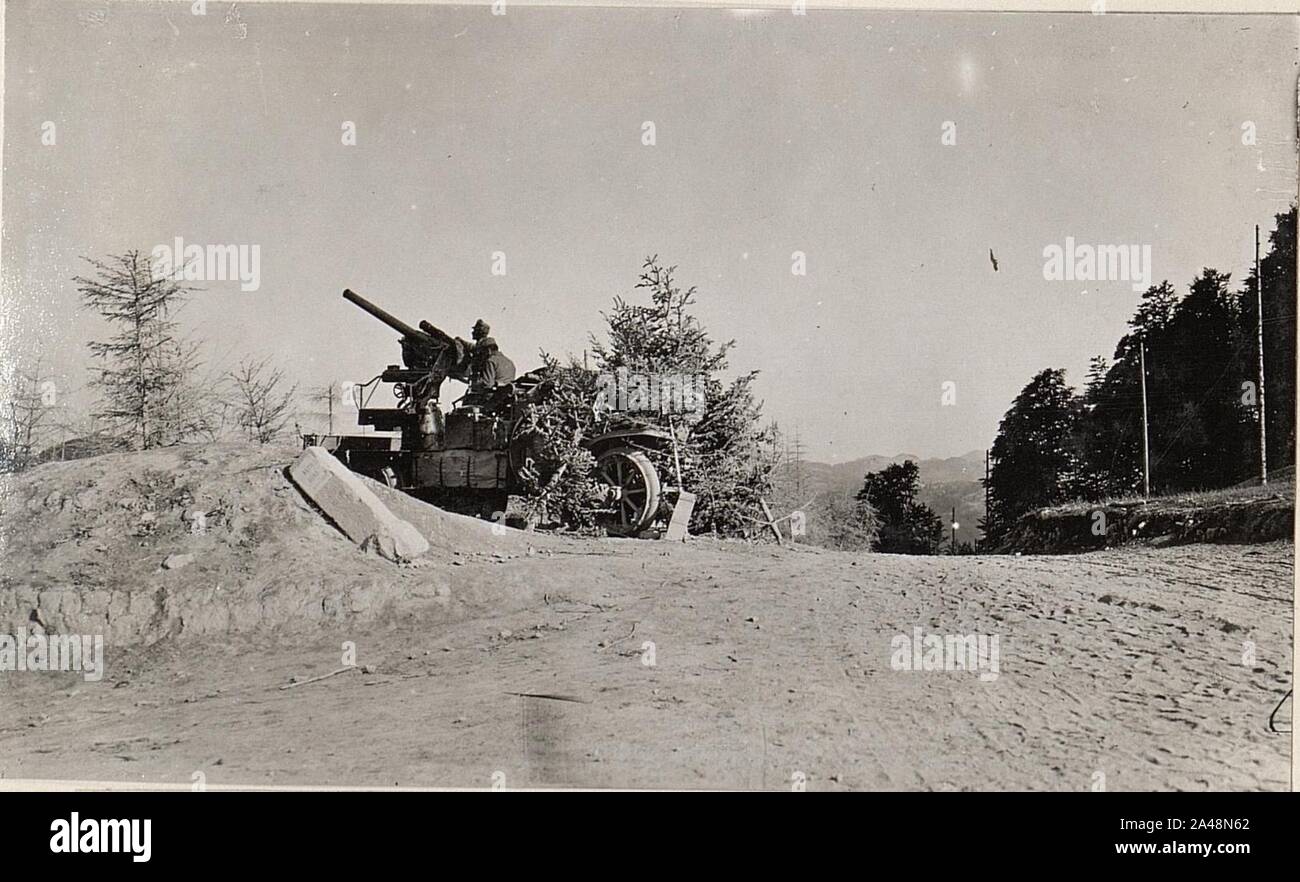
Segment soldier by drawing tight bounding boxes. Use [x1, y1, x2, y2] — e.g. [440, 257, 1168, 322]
[469, 319, 516, 390]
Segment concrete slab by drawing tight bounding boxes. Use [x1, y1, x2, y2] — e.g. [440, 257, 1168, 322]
[289, 447, 429, 562]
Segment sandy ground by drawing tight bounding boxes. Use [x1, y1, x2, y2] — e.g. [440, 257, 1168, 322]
[1, 540, 1291, 791]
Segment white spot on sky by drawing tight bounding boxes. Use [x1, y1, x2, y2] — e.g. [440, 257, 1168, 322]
[959, 55, 978, 94]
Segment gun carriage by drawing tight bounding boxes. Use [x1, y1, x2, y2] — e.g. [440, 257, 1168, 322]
[304, 289, 675, 536]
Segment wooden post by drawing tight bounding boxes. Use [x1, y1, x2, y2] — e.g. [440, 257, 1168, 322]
[759, 497, 784, 545]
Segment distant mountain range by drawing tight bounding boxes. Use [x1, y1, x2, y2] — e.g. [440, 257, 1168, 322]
[785, 450, 988, 547]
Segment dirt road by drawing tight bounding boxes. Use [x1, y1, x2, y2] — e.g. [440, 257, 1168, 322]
[1, 540, 1291, 790]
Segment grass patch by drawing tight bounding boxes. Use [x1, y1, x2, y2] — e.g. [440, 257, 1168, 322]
[1045, 479, 1295, 516]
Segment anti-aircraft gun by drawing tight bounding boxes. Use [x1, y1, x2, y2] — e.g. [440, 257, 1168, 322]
[305, 289, 687, 536]
[341, 287, 467, 383]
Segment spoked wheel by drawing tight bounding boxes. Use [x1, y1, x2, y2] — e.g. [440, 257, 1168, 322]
[596, 447, 661, 535]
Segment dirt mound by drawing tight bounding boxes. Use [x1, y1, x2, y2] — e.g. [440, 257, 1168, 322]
[999, 483, 1294, 554]
[0, 442, 564, 645]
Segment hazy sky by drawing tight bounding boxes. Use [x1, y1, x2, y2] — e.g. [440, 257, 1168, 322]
[3, 2, 1297, 460]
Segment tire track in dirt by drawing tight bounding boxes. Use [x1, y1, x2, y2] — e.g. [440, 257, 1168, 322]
[1, 542, 1291, 790]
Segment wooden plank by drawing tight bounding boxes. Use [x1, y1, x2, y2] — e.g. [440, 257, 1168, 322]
[759, 497, 783, 545]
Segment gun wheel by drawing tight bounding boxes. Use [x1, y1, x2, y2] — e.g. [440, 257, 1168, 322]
[596, 447, 660, 535]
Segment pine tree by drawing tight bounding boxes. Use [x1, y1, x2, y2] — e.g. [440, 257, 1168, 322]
[75, 251, 196, 449]
[1084, 356, 1110, 402]
[984, 368, 1083, 546]
[858, 460, 944, 554]
[589, 256, 776, 534]
[1128, 280, 1180, 340]
[1238, 206, 1297, 474]
[1154, 268, 1252, 488]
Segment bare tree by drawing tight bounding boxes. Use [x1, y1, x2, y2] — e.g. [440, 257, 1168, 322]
[227, 357, 298, 443]
[1, 358, 58, 471]
[155, 337, 225, 443]
[76, 250, 196, 449]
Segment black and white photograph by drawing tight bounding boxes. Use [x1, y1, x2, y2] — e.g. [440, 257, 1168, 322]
[0, 0, 1296, 835]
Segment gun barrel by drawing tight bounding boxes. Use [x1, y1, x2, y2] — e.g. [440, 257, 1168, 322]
[342, 288, 427, 341]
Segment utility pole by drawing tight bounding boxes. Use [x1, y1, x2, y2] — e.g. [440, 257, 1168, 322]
[1256, 224, 1268, 485]
[789, 425, 807, 499]
[1139, 338, 1151, 498]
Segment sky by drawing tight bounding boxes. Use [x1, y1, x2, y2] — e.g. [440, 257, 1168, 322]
[2, 1, 1297, 461]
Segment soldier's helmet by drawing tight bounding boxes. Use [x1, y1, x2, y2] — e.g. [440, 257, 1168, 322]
[472, 319, 490, 341]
